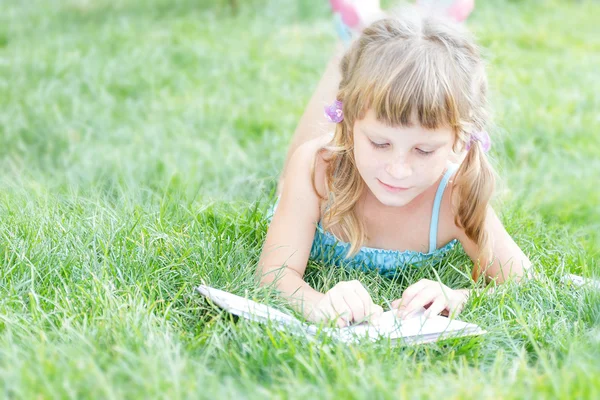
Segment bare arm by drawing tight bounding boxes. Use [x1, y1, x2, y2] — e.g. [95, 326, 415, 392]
[256, 140, 327, 318]
[458, 206, 532, 284]
[259, 138, 385, 325]
[391, 192, 531, 319]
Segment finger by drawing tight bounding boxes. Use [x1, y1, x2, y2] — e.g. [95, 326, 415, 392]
[368, 304, 384, 323]
[396, 279, 430, 309]
[446, 301, 465, 319]
[391, 298, 404, 309]
[328, 291, 353, 326]
[349, 281, 374, 320]
[320, 303, 348, 328]
[315, 302, 336, 322]
[336, 318, 347, 328]
[399, 289, 438, 319]
[342, 290, 366, 323]
[351, 283, 384, 322]
[423, 296, 447, 319]
[395, 286, 431, 315]
[321, 291, 344, 324]
[373, 304, 384, 317]
[330, 304, 351, 327]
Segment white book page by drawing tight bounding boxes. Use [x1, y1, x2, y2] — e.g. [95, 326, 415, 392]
[341, 309, 481, 340]
[197, 285, 485, 343]
[197, 285, 303, 328]
[562, 274, 600, 290]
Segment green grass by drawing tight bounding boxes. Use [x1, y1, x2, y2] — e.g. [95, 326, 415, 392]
[1, 0, 599, 398]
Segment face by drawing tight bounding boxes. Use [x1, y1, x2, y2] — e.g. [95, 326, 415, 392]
[353, 109, 455, 208]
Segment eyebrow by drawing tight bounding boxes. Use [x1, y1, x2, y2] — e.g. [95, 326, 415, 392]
[362, 128, 449, 147]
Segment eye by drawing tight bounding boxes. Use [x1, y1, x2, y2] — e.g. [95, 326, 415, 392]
[416, 148, 435, 156]
[370, 140, 389, 149]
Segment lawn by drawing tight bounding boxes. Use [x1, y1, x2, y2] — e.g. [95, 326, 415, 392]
[0, 0, 599, 398]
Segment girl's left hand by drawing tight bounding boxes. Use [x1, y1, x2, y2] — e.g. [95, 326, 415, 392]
[391, 279, 469, 319]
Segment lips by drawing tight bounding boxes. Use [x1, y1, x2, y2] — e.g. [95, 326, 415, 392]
[378, 179, 410, 192]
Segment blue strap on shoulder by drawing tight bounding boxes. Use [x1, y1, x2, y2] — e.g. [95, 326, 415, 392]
[428, 164, 460, 253]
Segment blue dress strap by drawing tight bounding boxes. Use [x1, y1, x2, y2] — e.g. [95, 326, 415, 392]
[428, 163, 460, 253]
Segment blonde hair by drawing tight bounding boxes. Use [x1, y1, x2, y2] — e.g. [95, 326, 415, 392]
[311, 9, 495, 278]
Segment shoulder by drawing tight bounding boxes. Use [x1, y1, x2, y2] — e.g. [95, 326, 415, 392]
[440, 163, 488, 248]
[437, 164, 463, 241]
[259, 136, 335, 281]
[286, 133, 334, 200]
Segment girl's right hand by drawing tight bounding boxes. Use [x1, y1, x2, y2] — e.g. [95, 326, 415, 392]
[309, 280, 383, 328]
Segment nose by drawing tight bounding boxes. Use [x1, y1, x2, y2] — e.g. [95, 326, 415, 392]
[385, 155, 412, 180]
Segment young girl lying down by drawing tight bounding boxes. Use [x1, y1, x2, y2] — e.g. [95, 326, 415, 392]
[256, 6, 531, 328]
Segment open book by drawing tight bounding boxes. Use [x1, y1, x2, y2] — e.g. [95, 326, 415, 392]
[562, 274, 600, 290]
[197, 285, 486, 345]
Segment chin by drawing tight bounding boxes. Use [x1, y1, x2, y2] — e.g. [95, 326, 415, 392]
[377, 195, 414, 208]
[371, 189, 417, 208]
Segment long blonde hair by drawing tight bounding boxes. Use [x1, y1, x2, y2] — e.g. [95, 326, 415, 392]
[311, 9, 495, 277]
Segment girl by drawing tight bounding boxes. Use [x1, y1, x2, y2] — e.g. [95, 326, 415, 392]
[256, 6, 531, 328]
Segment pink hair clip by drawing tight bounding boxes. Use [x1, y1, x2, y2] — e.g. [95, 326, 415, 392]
[324, 100, 344, 123]
[466, 130, 491, 153]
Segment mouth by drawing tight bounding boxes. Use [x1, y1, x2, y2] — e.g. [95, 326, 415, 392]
[378, 179, 410, 192]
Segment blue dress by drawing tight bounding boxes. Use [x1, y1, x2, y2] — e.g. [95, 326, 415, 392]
[267, 164, 460, 278]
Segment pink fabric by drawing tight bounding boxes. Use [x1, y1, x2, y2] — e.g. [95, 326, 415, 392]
[416, 0, 475, 22]
[329, 0, 344, 12]
[328, 0, 361, 28]
[446, 0, 475, 22]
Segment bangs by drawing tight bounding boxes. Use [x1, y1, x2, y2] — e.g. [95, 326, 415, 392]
[348, 40, 468, 131]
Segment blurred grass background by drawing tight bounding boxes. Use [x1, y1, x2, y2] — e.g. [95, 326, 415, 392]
[0, 0, 599, 398]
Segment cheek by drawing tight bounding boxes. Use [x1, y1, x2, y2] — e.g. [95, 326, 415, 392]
[364, 151, 388, 175]
[415, 155, 449, 180]
[353, 144, 376, 172]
